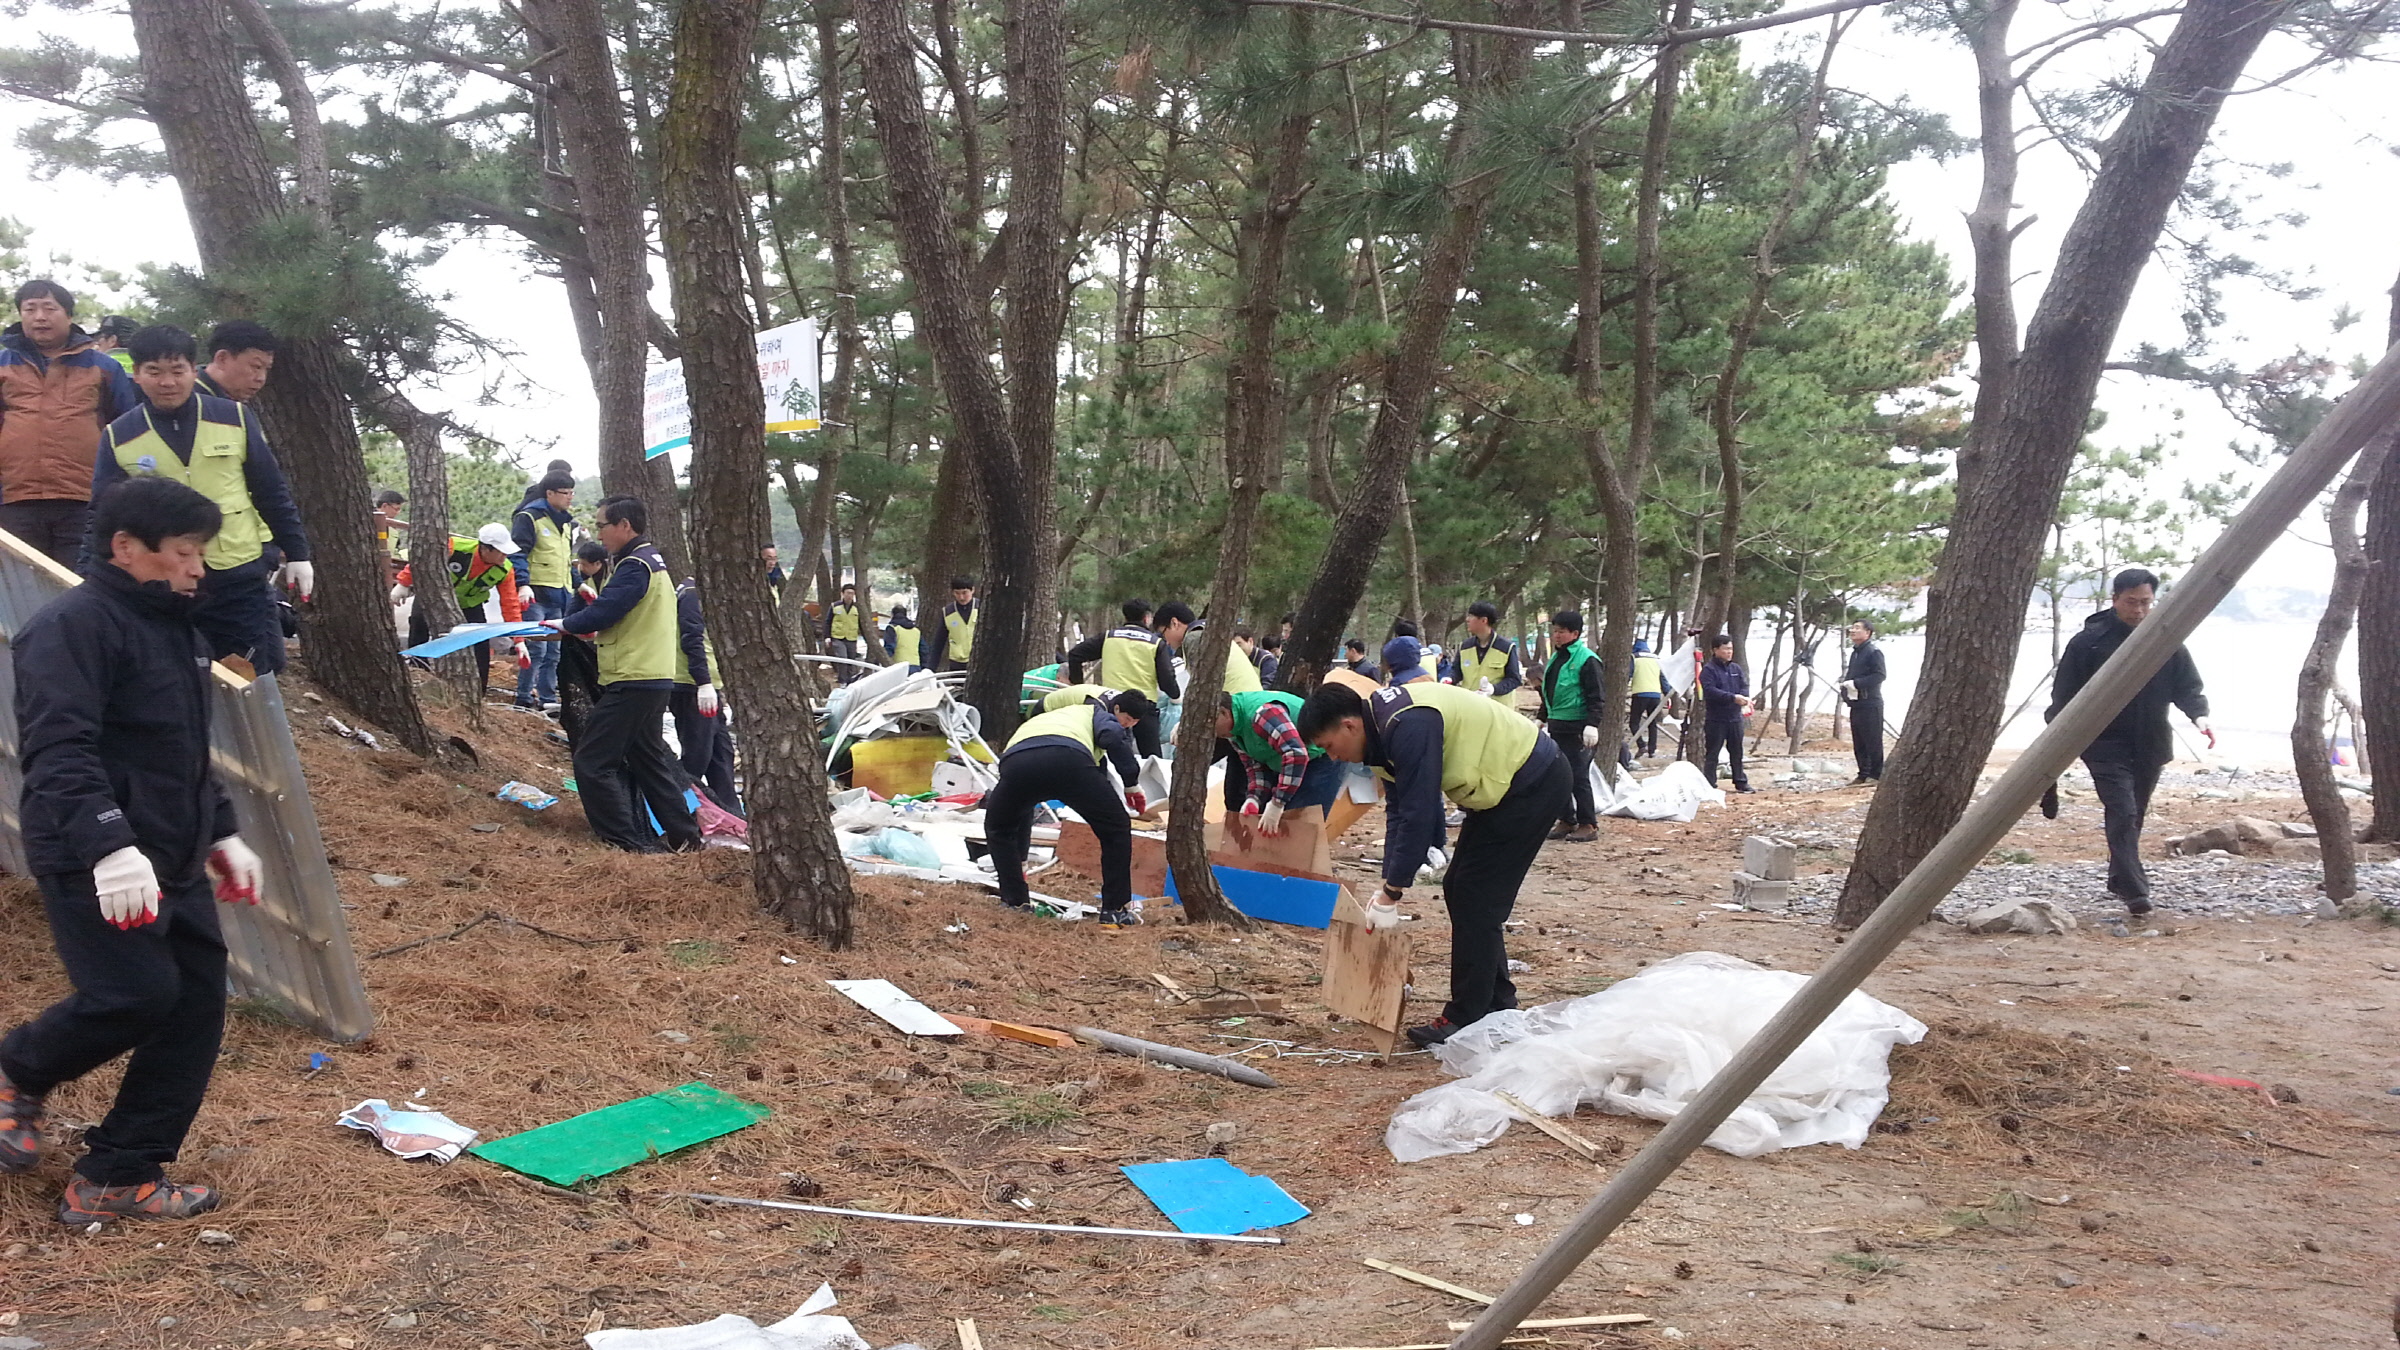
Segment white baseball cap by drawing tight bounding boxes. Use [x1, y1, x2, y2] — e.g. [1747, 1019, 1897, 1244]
[476, 522, 520, 555]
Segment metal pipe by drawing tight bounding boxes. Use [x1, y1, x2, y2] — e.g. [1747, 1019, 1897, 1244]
[1449, 340, 2400, 1350]
[673, 1192, 1286, 1245]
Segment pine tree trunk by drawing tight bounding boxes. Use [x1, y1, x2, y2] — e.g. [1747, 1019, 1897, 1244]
[1835, 0, 2288, 929]
[660, 0, 858, 945]
[1001, 0, 1070, 668]
[126, 0, 433, 755]
[2293, 457, 2377, 901]
[2353, 275, 2400, 842]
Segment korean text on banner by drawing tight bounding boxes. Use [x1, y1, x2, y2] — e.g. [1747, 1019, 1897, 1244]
[642, 317, 820, 459]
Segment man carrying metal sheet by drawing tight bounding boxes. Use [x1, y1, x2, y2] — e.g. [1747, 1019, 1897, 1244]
[0, 477, 263, 1225]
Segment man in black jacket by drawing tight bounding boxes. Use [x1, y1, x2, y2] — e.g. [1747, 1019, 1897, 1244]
[1842, 619, 1888, 785]
[2047, 568, 2211, 916]
[0, 478, 262, 1225]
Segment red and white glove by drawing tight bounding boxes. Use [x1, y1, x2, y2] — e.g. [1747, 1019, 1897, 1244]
[2195, 717, 2215, 750]
[281, 560, 314, 601]
[697, 683, 721, 717]
[1365, 885, 1402, 932]
[208, 835, 262, 905]
[1260, 800, 1287, 836]
[1125, 790, 1148, 817]
[94, 845, 160, 929]
[512, 640, 531, 668]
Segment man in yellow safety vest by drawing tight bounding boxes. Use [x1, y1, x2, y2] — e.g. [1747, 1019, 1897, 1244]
[982, 689, 1158, 927]
[1455, 601, 1523, 697]
[930, 576, 977, 672]
[1627, 638, 1664, 760]
[823, 581, 867, 681]
[1065, 598, 1188, 757]
[509, 470, 577, 711]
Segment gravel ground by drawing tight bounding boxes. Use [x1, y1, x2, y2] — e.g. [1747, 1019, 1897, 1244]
[1784, 852, 2400, 924]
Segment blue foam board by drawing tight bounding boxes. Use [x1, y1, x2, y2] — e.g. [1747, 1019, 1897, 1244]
[401, 621, 551, 658]
[1163, 864, 1341, 930]
[1119, 1158, 1309, 1235]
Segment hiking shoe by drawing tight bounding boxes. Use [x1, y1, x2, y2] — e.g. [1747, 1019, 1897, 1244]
[2123, 894, 2153, 917]
[1095, 907, 1143, 928]
[0, 1069, 43, 1174]
[1563, 826, 1599, 844]
[57, 1176, 220, 1226]
[1848, 775, 1877, 788]
[1405, 1018, 1459, 1049]
[1547, 823, 1575, 841]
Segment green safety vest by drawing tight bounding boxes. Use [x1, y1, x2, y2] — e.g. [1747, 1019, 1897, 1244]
[1222, 642, 1263, 694]
[1630, 653, 1662, 695]
[1043, 683, 1115, 712]
[1100, 625, 1163, 695]
[830, 601, 862, 641]
[437, 535, 514, 613]
[1546, 640, 1597, 720]
[108, 400, 268, 571]
[1228, 691, 1318, 768]
[944, 604, 977, 663]
[1005, 702, 1102, 762]
[107, 349, 133, 374]
[596, 541, 678, 685]
[526, 510, 572, 590]
[1367, 681, 1539, 813]
[1458, 638, 1514, 695]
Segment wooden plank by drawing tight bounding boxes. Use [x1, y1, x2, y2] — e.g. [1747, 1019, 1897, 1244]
[1324, 794, 1375, 841]
[955, 1317, 984, 1350]
[1205, 807, 1336, 879]
[1444, 1315, 1653, 1331]
[940, 1013, 1078, 1049]
[1493, 1091, 1609, 1163]
[1363, 1257, 1495, 1304]
[1052, 821, 1169, 897]
[1323, 895, 1410, 1040]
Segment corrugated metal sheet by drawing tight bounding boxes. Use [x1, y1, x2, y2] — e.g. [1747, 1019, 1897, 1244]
[0, 533, 374, 1042]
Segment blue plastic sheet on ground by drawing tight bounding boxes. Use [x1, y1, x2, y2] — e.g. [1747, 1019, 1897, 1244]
[400, 621, 550, 658]
[1162, 864, 1341, 929]
[1118, 1158, 1309, 1234]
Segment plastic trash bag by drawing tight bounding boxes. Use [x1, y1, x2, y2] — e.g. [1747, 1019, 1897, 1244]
[586, 1283, 867, 1350]
[867, 827, 943, 869]
[1599, 759, 1724, 823]
[1386, 952, 1925, 1162]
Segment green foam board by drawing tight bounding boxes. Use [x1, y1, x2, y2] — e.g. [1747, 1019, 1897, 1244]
[468, 1081, 769, 1186]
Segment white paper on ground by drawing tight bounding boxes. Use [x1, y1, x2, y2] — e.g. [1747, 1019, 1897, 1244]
[828, 979, 962, 1036]
[586, 1283, 867, 1350]
[1386, 951, 1925, 1162]
[337, 1099, 478, 1163]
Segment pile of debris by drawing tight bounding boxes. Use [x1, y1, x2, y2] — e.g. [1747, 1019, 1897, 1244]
[2167, 815, 2323, 862]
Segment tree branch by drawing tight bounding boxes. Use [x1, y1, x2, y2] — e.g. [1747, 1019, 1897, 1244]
[1238, 0, 1890, 48]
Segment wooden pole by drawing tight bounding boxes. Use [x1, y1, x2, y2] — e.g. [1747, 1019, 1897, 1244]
[1447, 341, 2400, 1350]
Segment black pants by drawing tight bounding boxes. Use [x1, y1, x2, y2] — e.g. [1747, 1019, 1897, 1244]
[983, 743, 1132, 911]
[0, 499, 88, 570]
[1130, 706, 1163, 759]
[557, 635, 603, 744]
[198, 558, 284, 676]
[1546, 719, 1596, 826]
[1704, 718, 1749, 790]
[670, 683, 744, 817]
[2084, 752, 2163, 901]
[406, 609, 490, 697]
[573, 681, 700, 853]
[1628, 693, 1662, 757]
[1442, 751, 1571, 1028]
[0, 873, 226, 1186]
[1850, 696, 1885, 779]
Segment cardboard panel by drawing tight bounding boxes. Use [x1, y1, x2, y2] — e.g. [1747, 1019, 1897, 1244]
[1052, 820, 1170, 898]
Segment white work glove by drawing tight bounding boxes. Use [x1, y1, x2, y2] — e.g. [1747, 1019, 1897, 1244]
[280, 560, 314, 601]
[207, 835, 261, 906]
[1260, 800, 1286, 836]
[2195, 717, 2215, 750]
[1581, 725, 1600, 749]
[93, 845, 160, 929]
[1366, 888, 1402, 932]
[1478, 677, 1493, 695]
[696, 683, 721, 717]
[1840, 679, 1858, 700]
[389, 583, 410, 607]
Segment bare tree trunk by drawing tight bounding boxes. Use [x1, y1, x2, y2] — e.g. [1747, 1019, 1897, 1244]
[1956, 0, 2024, 503]
[790, 1, 863, 639]
[1836, 0, 2286, 929]
[127, 0, 433, 754]
[1000, 0, 1070, 669]
[362, 388, 478, 714]
[2294, 456, 2378, 901]
[2353, 273, 2400, 841]
[661, 0, 858, 945]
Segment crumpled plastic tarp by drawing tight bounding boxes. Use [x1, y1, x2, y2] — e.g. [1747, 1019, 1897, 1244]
[585, 1284, 866, 1350]
[1386, 951, 1926, 1162]
[1599, 759, 1725, 823]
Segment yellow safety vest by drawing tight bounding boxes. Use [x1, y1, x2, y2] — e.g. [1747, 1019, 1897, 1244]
[944, 604, 977, 664]
[108, 399, 267, 571]
[1458, 638, 1514, 695]
[1367, 681, 1540, 812]
[596, 541, 679, 685]
[1005, 702, 1102, 763]
[1100, 625, 1163, 695]
[830, 602, 862, 641]
[526, 510, 572, 590]
[1222, 642, 1263, 694]
[1631, 653, 1663, 695]
[673, 583, 721, 687]
[1042, 683, 1115, 712]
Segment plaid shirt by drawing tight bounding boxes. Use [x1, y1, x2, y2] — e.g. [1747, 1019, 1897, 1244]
[1239, 700, 1312, 808]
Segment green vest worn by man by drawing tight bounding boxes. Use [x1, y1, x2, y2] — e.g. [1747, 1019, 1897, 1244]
[1100, 624, 1163, 695]
[108, 401, 268, 571]
[1222, 642, 1263, 694]
[438, 535, 515, 614]
[1043, 683, 1115, 712]
[1227, 690, 1319, 768]
[829, 601, 862, 641]
[1545, 640, 1597, 720]
[1006, 702, 1103, 761]
[1458, 637, 1515, 696]
[1367, 681, 1539, 812]
[526, 511, 572, 590]
[597, 540, 679, 686]
[1630, 651, 1662, 695]
[943, 603, 977, 664]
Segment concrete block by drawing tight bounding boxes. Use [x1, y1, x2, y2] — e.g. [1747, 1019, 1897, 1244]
[1741, 835, 1797, 881]
[1731, 870, 1794, 910]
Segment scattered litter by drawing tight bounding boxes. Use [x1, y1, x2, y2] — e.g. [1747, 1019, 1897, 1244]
[865, 827, 943, 869]
[1492, 1090, 1609, 1162]
[828, 979, 963, 1037]
[497, 780, 559, 810]
[584, 1283, 866, 1350]
[1513, 1212, 1536, 1225]
[939, 1014, 1076, 1048]
[677, 1191, 1284, 1244]
[470, 1082, 769, 1187]
[1600, 761, 1724, 822]
[305, 1052, 333, 1077]
[1361, 1257, 1493, 1303]
[370, 873, 410, 888]
[1119, 1158, 1309, 1234]
[471, 822, 504, 833]
[1962, 898, 2077, 935]
[2170, 1068, 2280, 1107]
[658, 1030, 693, 1044]
[942, 921, 971, 934]
[338, 1099, 479, 1164]
[1163, 864, 1342, 929]
[1205, 1121, 1239, 1147]
[1075, 1026, 1281, 1087]
[197, 1229, 237, 1246]
[323, 715, 382, 751]
[1386, 952, 1924, 1161]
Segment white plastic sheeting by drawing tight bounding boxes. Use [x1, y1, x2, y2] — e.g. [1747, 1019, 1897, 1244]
[1599, 759, 1725, 823]
[1386, 952, 1925, 1162]
[585, 1283, 867, 1350]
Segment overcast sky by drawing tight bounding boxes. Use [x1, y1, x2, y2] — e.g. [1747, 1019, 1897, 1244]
[4, 5, 2392, 598]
